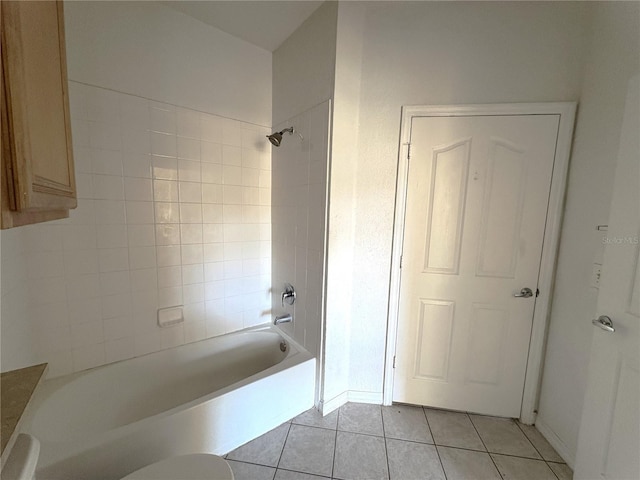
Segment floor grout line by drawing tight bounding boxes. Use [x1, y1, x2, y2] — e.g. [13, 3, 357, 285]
[514, 420, 547, 459]
[514, 421, 563, 480]
[381, 405, 392, 480]
[467, 412, 504, 479]
[330, 406, 340, 479]
[273, 422, 292, 478]
[229, 405, 571, 480]
[422, 406, 449, 480]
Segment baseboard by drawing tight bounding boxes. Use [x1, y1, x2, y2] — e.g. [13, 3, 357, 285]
[319, 391, 349, 415]
[535, 417, 576, 469]
[348, 390, 384, 404]
[320, 390, 384, 415]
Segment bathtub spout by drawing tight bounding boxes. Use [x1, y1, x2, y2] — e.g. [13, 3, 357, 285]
[274, 314, 293, 325]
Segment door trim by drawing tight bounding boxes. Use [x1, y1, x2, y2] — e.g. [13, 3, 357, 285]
[383, 103, 577, 423]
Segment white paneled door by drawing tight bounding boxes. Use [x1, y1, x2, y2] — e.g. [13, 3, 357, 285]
[393, 114, 560, 417]
[574, 76, 639, 480]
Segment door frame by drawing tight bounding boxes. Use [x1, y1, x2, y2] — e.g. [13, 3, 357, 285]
[383, 103, 577, 424]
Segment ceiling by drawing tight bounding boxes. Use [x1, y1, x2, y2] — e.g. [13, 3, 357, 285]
[161, 1, 324, 52]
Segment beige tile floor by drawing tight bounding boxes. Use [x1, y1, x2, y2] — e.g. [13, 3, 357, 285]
[225, 402, 573, 480]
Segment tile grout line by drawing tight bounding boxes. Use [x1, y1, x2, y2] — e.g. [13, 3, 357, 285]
[422, 407, 449, 480]
[467, 412, 504, 479]
[514, 420, 547, 460]
[514, 421, 563, 480]
[276, 467, 332, 479]
[380, 405, 392, 480]
[513, 421, 564, 480]
[274, 421, 293, 479]
[330, 406, 340, 479]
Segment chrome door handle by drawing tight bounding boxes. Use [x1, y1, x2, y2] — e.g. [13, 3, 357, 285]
[592, 315, 615, 333]
[514, 287, 533, 298]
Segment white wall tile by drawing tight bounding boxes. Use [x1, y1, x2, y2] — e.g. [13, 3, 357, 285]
[201, 114, 223, 143]
[100, 271, 131, 296]
[128, 225, 156, 247]
[184, 321, 206, 343]
[150, 107, 176, 134]
[91, 149, 123, 176]
[122, 129, 151, 154]
[89, 122, 121, 150]
[158, 286, 183, 309]
[96, 224, 128, 249]
[3, 84, 271, 376]
[157, 245, 182, 267]
[98, 248, 129, 273]
[179, 204, 203, 224]
[123, 153, 151, 178]
[70, 320, 104, 348]
[95, 200, 126, 225]
[72, 343, 105, 372]
[201, 163, 222, 184]
[125, 201, 154, 224]
[64, 250, 99, 276]
[202, 204, 223, 223]
[101, 293, 132, 320]
[155, 202, 180, 224]
[151, 132, 177, 156]
[124, 177, 153, 202]
[177, 108, 200, 139]
[179, 182, 202, 203]
[103, 315, 132, 341]
[129, 246, 157, 270]
[183, 283, 204, 304]
[158, 266, 182, 288]
[93, 174, 125, 200]
[130, 268, 157, 292]
[223, 166, 242, 185]
[105, 337, 134, 363]
[177, 138, 200, 161]
[181, 245, 203, 265]
[68, 297, 102, 325]
[222, 145, 242, 166]
[202, 184, 223, 204]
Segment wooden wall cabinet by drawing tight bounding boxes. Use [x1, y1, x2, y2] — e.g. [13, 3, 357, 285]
[1, 1, 76, 229]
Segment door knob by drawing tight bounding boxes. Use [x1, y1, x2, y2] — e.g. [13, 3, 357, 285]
[514, 287, 533, 298]
[592, 315, 615, 333]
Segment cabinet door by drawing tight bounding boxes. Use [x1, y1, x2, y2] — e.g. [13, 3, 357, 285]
[2, 0, 76, 215]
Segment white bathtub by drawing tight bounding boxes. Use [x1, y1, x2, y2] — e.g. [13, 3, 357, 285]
[20, 325, 315, 480]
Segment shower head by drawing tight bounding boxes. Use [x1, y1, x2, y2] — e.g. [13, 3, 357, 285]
[266, 127, 300, 147]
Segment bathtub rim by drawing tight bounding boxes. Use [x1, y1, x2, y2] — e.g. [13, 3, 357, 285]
[21, 322, 310, 446]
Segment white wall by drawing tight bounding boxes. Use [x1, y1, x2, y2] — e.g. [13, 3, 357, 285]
[272, 2, 337, 126]
[64, 1, 272, 126]
[321, 2, 366, 409]
[0, 2, 273, 375]
[322, 1, 592, 403]
[536, 2, 640, 466]
[272, 2, 336, 405]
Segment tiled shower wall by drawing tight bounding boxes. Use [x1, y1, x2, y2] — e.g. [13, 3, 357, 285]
[271, 100, 330, 367]
[1, 82, 272, 376]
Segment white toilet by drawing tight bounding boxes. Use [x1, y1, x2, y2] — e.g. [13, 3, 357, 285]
[2, 434, 234, 480]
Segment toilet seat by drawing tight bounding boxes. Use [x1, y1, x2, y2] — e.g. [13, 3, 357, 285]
[120, 454, 234, 480]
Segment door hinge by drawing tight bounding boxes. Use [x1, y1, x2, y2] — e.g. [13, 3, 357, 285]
[393, 356, 396, 368]
[536, 288, 540, 297]
[407, 144, 411, 160]
[400, 255, 403, 269]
